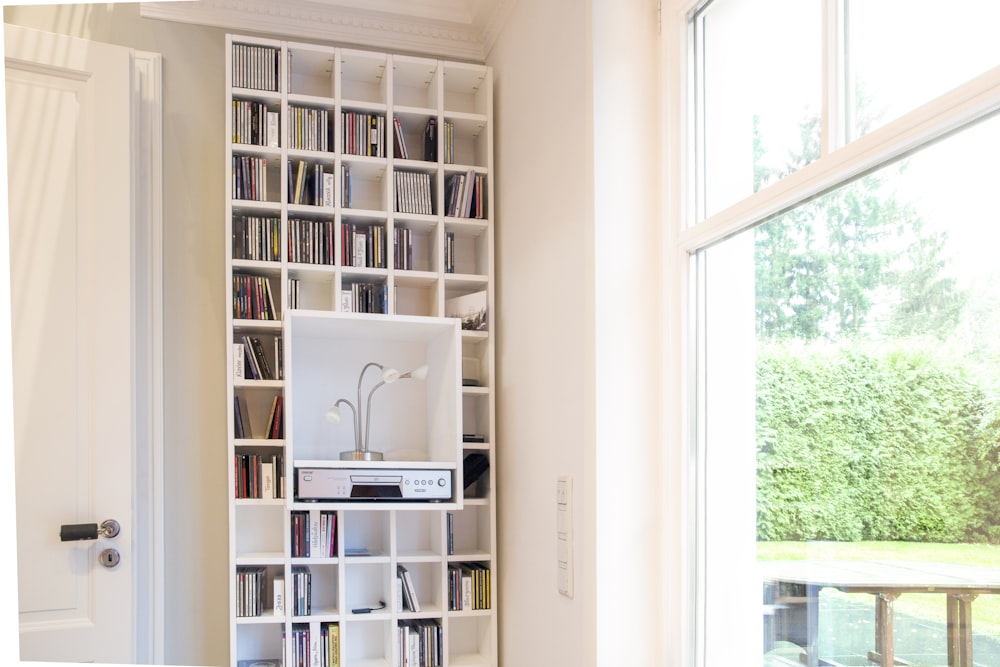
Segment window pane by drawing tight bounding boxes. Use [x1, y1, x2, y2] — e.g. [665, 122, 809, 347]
[695, 0, 821, 220]
[700, 112, 1000, 665]
[847, 0, 1000, 140]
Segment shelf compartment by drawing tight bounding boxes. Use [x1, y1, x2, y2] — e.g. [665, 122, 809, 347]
[341, 158, 388, 211]
[393, 167, 436, 216]
[236, 563, 285, 619]
[392, 55, 439, 110]
[443, 220, 489, 279]
[232, 213, 281, 263]
[232, 270, 282, 322]
[287, 269, 336, 313]
[232, 97, 281, 149]
[343, 509, 391, 558]
[234, 504, 285, 559]
[395, 509, 444, 559]
[285, 311, 461, 464]
[234, 624, 284, 666]
[443, 114, 489, 169]
[341, 219, 388, 270]
[396, 560, 443, 614]
[233, 329, 283, 383]
[290, 562, 339, 619]
[342, 618, 393, 667]
[287, 103, 334, 153]
[233, 385, 284, 444]
[340, 275, 390, 315]
[287, 156, 337, 208]
[442, 62, 489, 116]
[393, 274, 440, 319]
[287, 43, 335, 99]
[288, 216, 336, 266]
[391, 221, 436, 274]
[447, 612, 494, 664]
[344, 560, 392, 619]
[461, 392, 491, 449]
[341, 49, 389, 106]
[232, 152, 281, 203]
[447, 505, 492, 559]
[460, 335, 490, 389]
[231, 40, 281, 93]
[442, 168, 486, 220]
[461, 449, 491, 502]
[391, 109, 437, 163]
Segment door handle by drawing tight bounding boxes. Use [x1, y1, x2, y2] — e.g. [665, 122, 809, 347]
[59, 519, 120, 542]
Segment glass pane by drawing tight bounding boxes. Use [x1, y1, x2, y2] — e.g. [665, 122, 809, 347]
[700, 112, 1000, 665]
[847, 0, 1000, 140]
[695, 0, 821, 220]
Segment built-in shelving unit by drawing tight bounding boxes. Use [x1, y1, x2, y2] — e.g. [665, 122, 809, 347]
[226, 34, 496, 667]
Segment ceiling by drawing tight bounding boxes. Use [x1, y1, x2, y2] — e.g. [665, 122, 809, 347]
[139, 0, 513, 61]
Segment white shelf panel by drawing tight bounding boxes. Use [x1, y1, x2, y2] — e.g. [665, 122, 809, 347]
[232, 319, 283, 333]
[447, 552, 491, 563]
[397, 549, 444, 563]
[293, 459, 457, 470]
[235, 611, 285, 625]
[448, 653, 491, 667]
[443, 274, 488, 291]
[393, 270, 438, 288]
[397, 606, 442, 620]
[234, 498, 285, 508]
[232, 87, 281, 103]
[288, 201, 335, 215]
[232, 143, 281, 158]
[235, 552, 285, 565]
[235, 438, 285, 447]
[287, 92, 336, 107]
[234, 379, 284, 390]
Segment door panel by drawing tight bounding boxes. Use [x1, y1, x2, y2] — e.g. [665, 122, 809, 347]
[5, 24, 135, 663]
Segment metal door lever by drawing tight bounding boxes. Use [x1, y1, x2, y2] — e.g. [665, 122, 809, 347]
[59, 519, 121, 542]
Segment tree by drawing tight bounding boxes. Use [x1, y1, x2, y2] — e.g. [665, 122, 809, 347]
[753, 111, 966, 342]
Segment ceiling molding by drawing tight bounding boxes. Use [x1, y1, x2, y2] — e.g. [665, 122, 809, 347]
[139, 0, 513, 61]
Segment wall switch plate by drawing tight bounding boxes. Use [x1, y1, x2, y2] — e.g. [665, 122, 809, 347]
[557, 475, 573, 598]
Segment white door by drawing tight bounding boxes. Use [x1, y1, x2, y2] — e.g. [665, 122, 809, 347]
[5, 24, 136, 663]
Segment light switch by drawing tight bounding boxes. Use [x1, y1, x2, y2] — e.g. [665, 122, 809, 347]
[557, 475, 573, 598]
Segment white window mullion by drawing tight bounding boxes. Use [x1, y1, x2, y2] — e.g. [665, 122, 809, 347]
[823, 0, 847, 154]
[679, 63, 1000, 255]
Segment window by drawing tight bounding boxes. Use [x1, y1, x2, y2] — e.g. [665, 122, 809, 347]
[684, 2, 1000, 665]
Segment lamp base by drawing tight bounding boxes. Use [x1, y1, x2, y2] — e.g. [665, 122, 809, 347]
[340, 449, 384, 461]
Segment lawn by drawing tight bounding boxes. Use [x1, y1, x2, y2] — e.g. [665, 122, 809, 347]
[758, 541, 1000, 637]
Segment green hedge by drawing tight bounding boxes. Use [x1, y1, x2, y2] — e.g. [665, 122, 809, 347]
[757, 344, 1000, 543]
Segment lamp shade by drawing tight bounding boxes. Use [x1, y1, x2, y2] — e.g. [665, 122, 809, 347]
[406, 365, 429, 381]
[325, 405, 342, 423]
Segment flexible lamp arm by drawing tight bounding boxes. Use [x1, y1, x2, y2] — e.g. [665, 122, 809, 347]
[364, 380, 388, 453]
[328, 398, 360, 451]
[362, 364, 427, 453]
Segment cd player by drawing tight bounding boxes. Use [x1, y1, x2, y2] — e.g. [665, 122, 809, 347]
[296, 467, 453, 501]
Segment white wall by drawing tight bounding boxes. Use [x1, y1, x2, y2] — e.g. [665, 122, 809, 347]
[489, 0, 663, 664]
[5, 2, 667, 664]
[3, 5, 231, 665]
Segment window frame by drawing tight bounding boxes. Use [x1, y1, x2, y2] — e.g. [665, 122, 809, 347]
[663, 1, 1000, 665]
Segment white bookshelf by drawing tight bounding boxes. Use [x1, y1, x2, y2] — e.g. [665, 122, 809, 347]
[225, 34, 497, 667]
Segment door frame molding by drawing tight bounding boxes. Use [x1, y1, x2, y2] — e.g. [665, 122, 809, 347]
[133, 49, 165, 665]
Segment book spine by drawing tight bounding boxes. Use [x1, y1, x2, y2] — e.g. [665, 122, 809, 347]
[273, 576, 284, 616]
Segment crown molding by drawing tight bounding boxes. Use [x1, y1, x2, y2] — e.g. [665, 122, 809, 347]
[139, 0, 511, 61]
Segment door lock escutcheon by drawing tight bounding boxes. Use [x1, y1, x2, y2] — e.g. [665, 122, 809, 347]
[99, 548, 121, 568]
